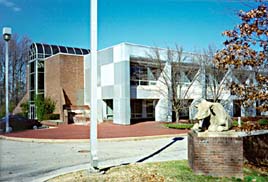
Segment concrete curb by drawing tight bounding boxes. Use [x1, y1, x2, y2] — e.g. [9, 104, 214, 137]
[0, 133, 188, 143]
[32, 163, 94, 182]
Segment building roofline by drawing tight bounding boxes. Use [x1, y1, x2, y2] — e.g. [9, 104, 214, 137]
[44, 52, 85, 60]
[98, 42, 201, 56]
[30, 42, 90, 56]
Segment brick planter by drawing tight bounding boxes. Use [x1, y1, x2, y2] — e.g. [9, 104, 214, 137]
[188, 130, 268, 178]
[188, 131, 244, 178]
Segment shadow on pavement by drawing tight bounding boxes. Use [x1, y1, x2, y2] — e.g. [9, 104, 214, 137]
[136, 137, 184, 163]
[99, 137, 184, 174]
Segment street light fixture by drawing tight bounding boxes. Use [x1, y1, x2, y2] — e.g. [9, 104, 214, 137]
[3, 27, 12, 133]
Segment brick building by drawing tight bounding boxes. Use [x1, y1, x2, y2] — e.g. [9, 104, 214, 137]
[45, 54, 85, 122]
[28, 43, 90, 121]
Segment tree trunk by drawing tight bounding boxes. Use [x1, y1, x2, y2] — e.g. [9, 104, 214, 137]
[175, 110, 180, 123]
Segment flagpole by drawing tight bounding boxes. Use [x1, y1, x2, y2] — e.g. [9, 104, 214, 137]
[90, 0, 98, 168]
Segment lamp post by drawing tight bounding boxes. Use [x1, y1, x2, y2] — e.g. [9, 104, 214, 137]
[2, 27, 12, 133]
[90, 0, 98, 168]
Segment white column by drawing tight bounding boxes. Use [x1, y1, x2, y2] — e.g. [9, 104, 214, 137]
[142, 100, 147, 118]
[90, 0, 98, 168]
[167, 62, 172, 122]
[155, 62, 172, 122]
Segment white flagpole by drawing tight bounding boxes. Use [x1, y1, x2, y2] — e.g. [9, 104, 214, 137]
[90, 0, 98, 168]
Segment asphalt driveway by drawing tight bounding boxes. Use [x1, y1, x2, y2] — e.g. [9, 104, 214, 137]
[0, 136, 187, 182]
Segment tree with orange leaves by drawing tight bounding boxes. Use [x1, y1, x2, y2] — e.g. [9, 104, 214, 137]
[214, 1, 268, 113]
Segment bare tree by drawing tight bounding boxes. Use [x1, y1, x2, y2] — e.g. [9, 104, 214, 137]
[200, 46, 230, 102]
[147, 46, 200, 122]
[0, 34, 31, 116]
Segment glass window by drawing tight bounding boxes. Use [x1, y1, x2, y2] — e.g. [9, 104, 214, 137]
[30, 74, 35, 90]
[51, 45, 59, 54]
[131, 100, 142, 118]
[146, 100, 155, 118]
[74, 48, 82, 54]
[67, 47, 75, 54]
[38, 53, 45, 58]
[59, 46, 67, 53]
[36, 43, 43, 53]
[130, 61, 160, 85]
[105, 100, 113, 119]
[43, 44, 52, 55]
[38, 61, 44, 72]
[38, 73, 44, 90]
[81, 49, 89, 54]
[30, 62, 35, 73]
[30, 91, 35, 101]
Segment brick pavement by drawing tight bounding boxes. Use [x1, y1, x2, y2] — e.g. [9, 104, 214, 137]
[1, 121, 188, 139]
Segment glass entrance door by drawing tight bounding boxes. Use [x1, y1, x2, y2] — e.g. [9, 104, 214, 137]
[30, 104, 36, 119]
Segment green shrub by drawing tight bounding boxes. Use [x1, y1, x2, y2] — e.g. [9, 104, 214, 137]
[43, 113, 60, 120]
[258, 119, 268, 125]
[232, 120, 243, 127]
[0, 106, 5, 118]
[20, 102, 29, 117]
[35, 95, 56, 121]
[164, 123, 194, 130]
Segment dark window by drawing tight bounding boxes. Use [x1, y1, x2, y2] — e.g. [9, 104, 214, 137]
[37, 61, 44, 72]
[74, 48, 82, 54]
[51, 45, 59, 54]
[30, 62, 35, 73]
[105, 99, 113, 119]
[131, 99, 142, 118]
[38, 73, 44, 90]
[43, 44, 52, 55]
[30, 91, 35, 101]
[67, 47, 75, 54]
[233, 100, 241, 117]
[59, 46, 67, 53]
[30, 74, 35, 90]
[81, 49, 89, 54]
[146, 100, 155, 118]
[130, 61, 159, 85]
[36, 43, 43, 53]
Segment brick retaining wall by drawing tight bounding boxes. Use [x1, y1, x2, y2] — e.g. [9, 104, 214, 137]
[188, 131, 244, 178]
[243, 133, 268, 166]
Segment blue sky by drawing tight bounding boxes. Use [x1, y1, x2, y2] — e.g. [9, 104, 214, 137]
[0, 0, 254, 52]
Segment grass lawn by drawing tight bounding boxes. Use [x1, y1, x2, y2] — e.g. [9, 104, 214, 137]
[164, 123, 194, 130]
[47, 160, 268, 182]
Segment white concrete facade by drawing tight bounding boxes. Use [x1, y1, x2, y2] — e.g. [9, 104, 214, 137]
[84, 42, 265, 125]
[84, 43, 176, 124]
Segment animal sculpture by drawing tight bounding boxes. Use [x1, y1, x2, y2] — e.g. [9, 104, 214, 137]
[192, 100, 232, 132]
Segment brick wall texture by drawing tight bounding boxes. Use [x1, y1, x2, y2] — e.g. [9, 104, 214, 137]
[45, 54, 84, 120]
[188, 132, 244, 178]
[243, 134, 268, 166]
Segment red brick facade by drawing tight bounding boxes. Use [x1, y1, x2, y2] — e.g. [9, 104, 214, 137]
[188, 132, 244, 178]
[45, 54, 84, 121]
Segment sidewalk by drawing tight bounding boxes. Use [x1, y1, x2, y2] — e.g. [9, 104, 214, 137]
[0, 121, 188, 140]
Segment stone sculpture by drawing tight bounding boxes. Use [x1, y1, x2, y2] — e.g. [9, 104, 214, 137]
[192, 100, 232, 132]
